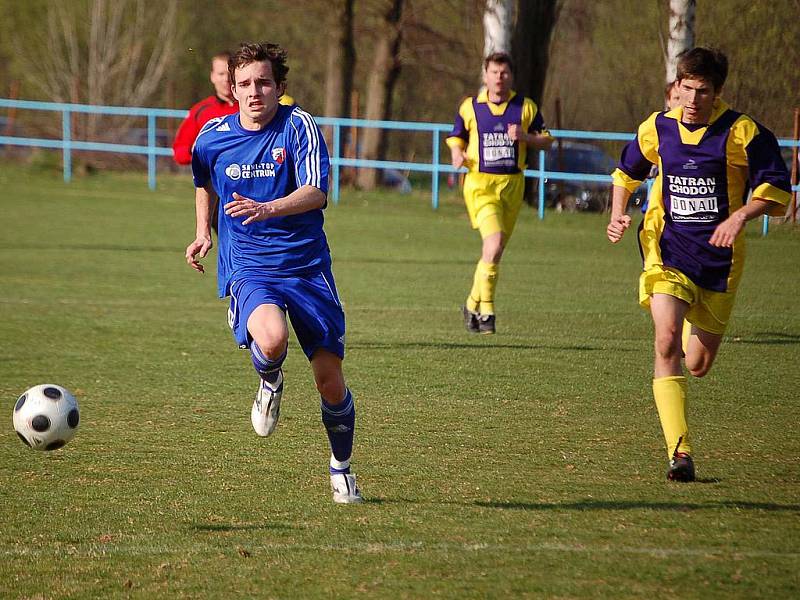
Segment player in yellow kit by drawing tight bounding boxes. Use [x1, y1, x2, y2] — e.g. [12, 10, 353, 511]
[446, 52, 553, 334]
[607, 48, 791, 481]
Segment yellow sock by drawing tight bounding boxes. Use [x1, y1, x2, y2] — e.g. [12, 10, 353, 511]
[479, 260, 498, 315]
[681, 319, 691, 355]
[653, 376, 692, 458]
[466, 262, 482, 313]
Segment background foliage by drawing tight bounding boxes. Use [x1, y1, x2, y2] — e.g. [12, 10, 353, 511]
[1, 0, 797, 139]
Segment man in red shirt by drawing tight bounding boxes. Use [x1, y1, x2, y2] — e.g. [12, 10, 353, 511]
[172, 52, 239, 165]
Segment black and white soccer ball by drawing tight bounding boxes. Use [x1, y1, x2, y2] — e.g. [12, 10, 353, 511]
[13, 384, 80, 451]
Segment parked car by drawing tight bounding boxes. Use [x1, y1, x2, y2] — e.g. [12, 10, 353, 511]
[543, 141, 615, 211]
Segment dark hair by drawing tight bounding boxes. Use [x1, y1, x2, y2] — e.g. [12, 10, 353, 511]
[664, 81, 676, 98]
[228, 42, 289, 85]
[484, 51, 514, 74]
[676, 47, 728, 91]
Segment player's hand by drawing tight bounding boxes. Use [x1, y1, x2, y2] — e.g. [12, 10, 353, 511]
[185, 236, 213, 273]
[224, 192, 274, 225]
[451, 149, 467, 170]
[507, 123, 524, 142]
[606, 215, 631, 243]
[709, 212, 746, 247]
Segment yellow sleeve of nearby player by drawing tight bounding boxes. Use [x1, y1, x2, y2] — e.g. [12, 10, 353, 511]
[612, 112, 660, 192]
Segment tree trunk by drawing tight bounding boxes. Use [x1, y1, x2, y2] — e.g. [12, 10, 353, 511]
[324, 0, 355, 119]
[511, 0, 560, 103]
[665, 0, 695, 84]
[510, 0, 561, 205]
[356, 0, 404, 191]
[483, 0, 514, 57]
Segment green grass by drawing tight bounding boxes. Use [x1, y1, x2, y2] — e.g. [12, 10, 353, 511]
[1, 163, 799, 599]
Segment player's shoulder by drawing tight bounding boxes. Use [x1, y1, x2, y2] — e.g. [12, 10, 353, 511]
[286, 105, 321, 133]
[637, 111, 662, 135]
[191, 95, 219, 113]
[729, 111, 775, 147]
[195, 114, 237, 148]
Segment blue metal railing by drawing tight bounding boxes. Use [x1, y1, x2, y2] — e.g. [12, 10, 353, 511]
[1, 98, 798, 235]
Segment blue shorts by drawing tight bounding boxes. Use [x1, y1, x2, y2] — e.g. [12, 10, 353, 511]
[228, 269, 346, 360]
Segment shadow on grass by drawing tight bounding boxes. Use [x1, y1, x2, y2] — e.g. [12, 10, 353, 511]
[731, 332, 800, 346]
[349, 341, 624, 352]
[190, 522, 296, 533]
[473, 499, 800, 512]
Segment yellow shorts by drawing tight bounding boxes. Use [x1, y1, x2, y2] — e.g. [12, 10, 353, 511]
[639, 265, 736, 335]
[463, 172, 524, 238]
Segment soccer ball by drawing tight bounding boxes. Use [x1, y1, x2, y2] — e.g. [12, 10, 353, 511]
[12, 384, 80, 451]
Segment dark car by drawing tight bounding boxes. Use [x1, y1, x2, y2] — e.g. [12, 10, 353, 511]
[542, 141, 646, 212]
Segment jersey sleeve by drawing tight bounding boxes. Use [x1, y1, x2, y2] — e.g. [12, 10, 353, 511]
[289, 109, 330, 193]
[445, 98, 471, 149]
[612, 112, 660, 192]
[191, 136, 211, 188]
[524, 100, 553, 140]
[739, 119, 792, 215]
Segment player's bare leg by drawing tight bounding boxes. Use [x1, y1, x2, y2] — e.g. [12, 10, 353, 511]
[650, 294, 695, 481]
[312, 349, 362, 503]
[247, 304, 289, 437]
[683, 324, 723, 378]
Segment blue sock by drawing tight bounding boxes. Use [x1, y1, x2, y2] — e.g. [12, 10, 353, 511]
[321, 389, 355, 474]
[250, 340, 286, 384]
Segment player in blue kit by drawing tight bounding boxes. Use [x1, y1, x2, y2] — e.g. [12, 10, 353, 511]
[607, 48, 791, 482]
[185, 42, 362, 504]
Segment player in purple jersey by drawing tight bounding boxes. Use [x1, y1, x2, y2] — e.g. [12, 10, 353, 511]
[185, 42, 362, 504]
[607, 48, 791, 482]
[446, 52, 553, 334]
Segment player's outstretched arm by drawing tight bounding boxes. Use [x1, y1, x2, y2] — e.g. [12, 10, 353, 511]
[224, 185, 327, 225]
[185, 184, 216, 273]
[708, 198, 774, 248]
[607, 185, 632, 243]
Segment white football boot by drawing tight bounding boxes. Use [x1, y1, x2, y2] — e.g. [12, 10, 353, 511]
[250, 370, 283, 437]
[330, 472, 363, 504]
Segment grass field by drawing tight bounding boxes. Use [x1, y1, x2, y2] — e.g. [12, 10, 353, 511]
[1, 163, 799, 599]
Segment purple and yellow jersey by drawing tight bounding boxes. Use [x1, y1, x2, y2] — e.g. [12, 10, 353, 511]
[445, 90, 552, 175]
[192, 105, 331, 298]
[612, 100, 791, 292]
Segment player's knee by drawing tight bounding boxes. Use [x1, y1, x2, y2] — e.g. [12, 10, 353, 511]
[686, 356, 713, 378]
[251, 331, 288, 359]
[654, 332, 682, 361]
[315, 371, 346, 404]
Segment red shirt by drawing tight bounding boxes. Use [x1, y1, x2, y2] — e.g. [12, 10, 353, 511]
[172, 95, 238, 165]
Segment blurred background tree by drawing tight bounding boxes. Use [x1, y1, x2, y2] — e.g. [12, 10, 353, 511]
[1, 0, 797, 171]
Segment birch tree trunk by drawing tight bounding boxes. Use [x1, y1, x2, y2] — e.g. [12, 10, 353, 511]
[665, 0, 696, 84]
[483, 0, 514, 57]
[356, 0, 404, 191]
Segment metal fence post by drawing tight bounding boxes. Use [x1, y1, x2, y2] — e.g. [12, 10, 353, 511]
[62, 109, 72, 183]
[147, 113, 157, 190]
[332, 123, 340, 205]
[432, 130, 440, 209]
[538, 149, 545, 220]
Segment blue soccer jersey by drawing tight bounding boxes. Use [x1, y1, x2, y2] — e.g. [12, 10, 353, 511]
[192, 105, 331, 297]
